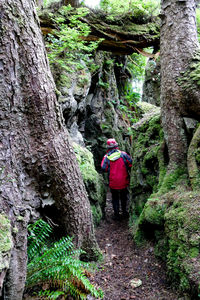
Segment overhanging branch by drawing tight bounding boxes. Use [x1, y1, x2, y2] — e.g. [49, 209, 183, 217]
[39, 8, 160, 55]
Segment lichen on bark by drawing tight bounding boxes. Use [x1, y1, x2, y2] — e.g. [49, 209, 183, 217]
[0, 214, 12, 271]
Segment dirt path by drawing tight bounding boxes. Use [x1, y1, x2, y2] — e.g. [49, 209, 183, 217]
[91, 193, 181, 300]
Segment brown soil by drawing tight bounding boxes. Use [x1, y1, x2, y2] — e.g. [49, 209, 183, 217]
[91, 193, 181, 300]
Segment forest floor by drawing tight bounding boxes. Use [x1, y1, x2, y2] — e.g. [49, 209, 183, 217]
[24, 193, 191, 300]
[89, 193, 187, 300]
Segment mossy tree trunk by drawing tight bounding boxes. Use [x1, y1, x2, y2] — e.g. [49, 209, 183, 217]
[0, 0, 99, 299]
[160, 0, 199, 174]
[187, 125, 200, 190]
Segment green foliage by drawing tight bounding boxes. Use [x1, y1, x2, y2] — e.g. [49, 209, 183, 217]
[27, 219, 103, 299]
[118, 95, 140, 126]
[46, 5, 102, 74]
[100, 0, 160, 18]
[38, 290, 65, 299]
[98, 78, 110, 89]
[117, 52, 149, 128]
[128, 53, 148, 82]
[27, 219, 53, 262]
[196, 8, 200, 42]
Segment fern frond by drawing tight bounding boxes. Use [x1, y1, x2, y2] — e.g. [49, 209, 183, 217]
[27, 219, 52, 261]
[38, 289, 65, 300]
[26, 219, 104, 299]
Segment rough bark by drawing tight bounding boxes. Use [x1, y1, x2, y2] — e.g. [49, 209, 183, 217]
[160, 0, 199, 170]
[0, 0, 99, 298]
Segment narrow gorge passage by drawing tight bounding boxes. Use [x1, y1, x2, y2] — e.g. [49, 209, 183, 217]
[91, 193, 180, 300]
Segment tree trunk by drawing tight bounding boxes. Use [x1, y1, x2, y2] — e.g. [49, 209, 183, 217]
[160, 0, 199, 171]
[0, 0, 99, 298]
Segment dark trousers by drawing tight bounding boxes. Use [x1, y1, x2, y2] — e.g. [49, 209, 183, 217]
[110, 188, 128, 216]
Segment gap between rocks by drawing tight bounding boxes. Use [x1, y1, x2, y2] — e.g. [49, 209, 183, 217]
[90, 192, 181, 300]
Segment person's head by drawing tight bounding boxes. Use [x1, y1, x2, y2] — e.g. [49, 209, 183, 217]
[106, 138, 118, 149]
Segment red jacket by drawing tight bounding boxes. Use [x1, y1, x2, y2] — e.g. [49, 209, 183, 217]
[101, 148, 132, 189]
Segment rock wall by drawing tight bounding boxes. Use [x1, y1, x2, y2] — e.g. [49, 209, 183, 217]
[73, 142, 106, 226]
[142, 59, 160, 106]
[129, 102, 164, 223]
[50, 51, 132, 226]
[129, 102, 200, 297]
[52, 51, 131, 171]
[84, 52, 131, 169]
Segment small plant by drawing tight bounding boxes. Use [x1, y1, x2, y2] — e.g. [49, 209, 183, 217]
[46, 5, 103, 74]
[98, 78, 109, 89]
[26, 219, 103, 299]
[118, 83, 140, 127]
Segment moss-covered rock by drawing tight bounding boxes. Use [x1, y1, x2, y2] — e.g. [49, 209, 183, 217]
[133, 185, 200, 297]
[130, 101, 200, 296]
[73, 142, 106, 225]
[129, 102, 164, 222]
[132, 194, 170, 246]
[0, 214, 12, 272]
[164, 190, 200, 295]
[84, 51, 132, 170]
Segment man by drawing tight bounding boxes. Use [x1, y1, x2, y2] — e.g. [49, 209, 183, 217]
[101, 138, 132, 220]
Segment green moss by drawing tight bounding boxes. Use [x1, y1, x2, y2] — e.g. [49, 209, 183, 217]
[130, 100, 200, 295]
[164, 191, 200, 293]
[0, 214, 12, 252]
[95, 18, 160, 39]
[77, 74, 90, 88]
[143, 199, 166, 225]
[73, 142, 99, 183]
[135, 101, 160, 118]
[154, 235, 169, 260]
[17, 215, 24, 222]
[189, 247, 199, 258]
[158, 167, 188, 195]
[73, 142, 106, 224]
[132, 186, 200, 294]
[58, 73, 72, 89]
[0, 214, 12, 271]
[129, 105, 164, 221]
[12, 226, 18, 234]
[133, 224, 146, 246]
[91, 205, 103, 227]
[178, 50, 200, 91]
